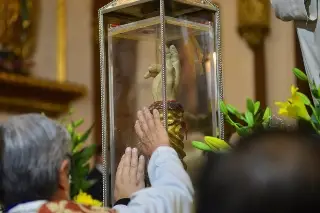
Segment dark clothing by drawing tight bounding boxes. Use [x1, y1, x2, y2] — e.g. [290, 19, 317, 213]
[114, 198, 130, 206]
[87, 168, 104, 201]
[87, 167, 130, 206]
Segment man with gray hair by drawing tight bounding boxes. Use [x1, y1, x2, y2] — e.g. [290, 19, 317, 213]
[0, 111, 193, 213]
[0, 114, 73, 211]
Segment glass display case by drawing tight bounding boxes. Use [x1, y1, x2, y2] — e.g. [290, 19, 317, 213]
[98, 0, 224, 206]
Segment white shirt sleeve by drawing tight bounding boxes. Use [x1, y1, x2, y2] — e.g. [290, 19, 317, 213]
[270, 0, 317, 21]
[113, 146, 194, 213]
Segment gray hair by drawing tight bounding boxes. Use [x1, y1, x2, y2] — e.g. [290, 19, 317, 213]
[0, 114, 71, 206]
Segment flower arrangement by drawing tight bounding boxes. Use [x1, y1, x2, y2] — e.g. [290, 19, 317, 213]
[192, 68, 313, 152]
[276, 68, 320, 133]
[192, 98, 271, 152]
[74, 190, 102, 207]
[61, 111, 101, 205]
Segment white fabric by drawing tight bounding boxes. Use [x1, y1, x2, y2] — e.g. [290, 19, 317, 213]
[113, 146, 194, 213]
[271, 0, 317, 21]
[270, 0, 320, 89]
[8, 200, 47, 213]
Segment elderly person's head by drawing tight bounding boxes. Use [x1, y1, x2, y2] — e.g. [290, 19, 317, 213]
[0, 114, 71, 207]
[197, 128, 320, 213]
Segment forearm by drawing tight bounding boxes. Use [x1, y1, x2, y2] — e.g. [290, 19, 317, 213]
[148, 147, 192, 193]
[113, 146, 194, 213]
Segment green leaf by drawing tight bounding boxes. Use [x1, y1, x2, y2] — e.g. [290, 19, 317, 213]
[225, 115, 241, 128]
[78, 164, 90, 176]
[79, 144, 96, 162]
[226, 104, 239, 115]
[254, 101, 260, 115]
[80, 180, 94, 191]
[263, 107, 271, 122]
[225, 115, 233, 124]
[317, 86, 320, 98]
[72, 151, 83, 162]
[246, 98, 255, 113]
[311, 114, 319, 125]
[78, 124, 94, 143]
[72, 119, 84, 128]
[262, 121, 269, 128]
[219, 100, 228, 115]
[293, 68, 308, 81]
[311, 88, 320, 99]
[245, 111, 254, 127]
[226, 104, 243, 120]
[236, 126, 251, 136]
[297, 92, 311, 105]
[72, 144, 96, 167]
[315, 106, 320, 115]
[192, 141, 212, 151]
[254, 111, 262, 122]
[67, 124, 73, 134]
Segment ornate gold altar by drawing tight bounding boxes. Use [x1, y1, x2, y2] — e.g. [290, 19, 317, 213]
[98, 0, 224, 206]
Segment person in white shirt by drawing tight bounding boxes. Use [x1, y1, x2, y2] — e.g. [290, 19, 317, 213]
[0, 109, 194, 213]
[112, 108, 194, 212]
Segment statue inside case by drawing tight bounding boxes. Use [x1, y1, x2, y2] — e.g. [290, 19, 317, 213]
[99, 0, 224, 206]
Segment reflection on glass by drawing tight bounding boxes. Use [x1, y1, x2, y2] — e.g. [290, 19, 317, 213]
[107, 15, 218, 182]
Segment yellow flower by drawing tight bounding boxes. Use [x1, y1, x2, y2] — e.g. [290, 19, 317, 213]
[74, 191, 102, 207]
[275, 85, 310, 121]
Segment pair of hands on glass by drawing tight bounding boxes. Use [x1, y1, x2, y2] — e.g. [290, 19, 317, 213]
[114, 108, 170, 201]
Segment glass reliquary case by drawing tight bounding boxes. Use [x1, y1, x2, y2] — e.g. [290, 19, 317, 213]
[98, 0, 224, 206]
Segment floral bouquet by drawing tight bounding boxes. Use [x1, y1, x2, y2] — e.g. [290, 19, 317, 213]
[192, 68, 312, 153]
[275, 68, 320, 134]
[61, 111, 102, 207]
[192, 98, 272, 152]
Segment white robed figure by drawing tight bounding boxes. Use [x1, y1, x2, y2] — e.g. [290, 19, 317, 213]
[270, 0, 320, 92]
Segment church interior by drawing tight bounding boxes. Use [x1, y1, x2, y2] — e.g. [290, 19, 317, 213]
[0, 0, 309, 186]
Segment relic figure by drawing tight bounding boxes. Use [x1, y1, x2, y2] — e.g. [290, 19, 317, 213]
[144, 45, 187, 168]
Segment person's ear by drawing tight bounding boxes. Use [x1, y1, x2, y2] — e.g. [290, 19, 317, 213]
[58, 159, 70, 192]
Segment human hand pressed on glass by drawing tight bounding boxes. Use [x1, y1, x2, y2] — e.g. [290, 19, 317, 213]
[114, 147, 145, 201]
[134, 108, 170, 157]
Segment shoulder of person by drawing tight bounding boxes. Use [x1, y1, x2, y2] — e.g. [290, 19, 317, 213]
[37, 200, 116, 213]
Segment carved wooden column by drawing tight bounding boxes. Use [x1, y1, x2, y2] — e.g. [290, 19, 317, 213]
[238, 0, 270, 108]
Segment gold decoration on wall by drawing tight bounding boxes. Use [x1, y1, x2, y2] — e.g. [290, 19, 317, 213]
[238, 0, 270, 48]
[0, 72, 87, 116]
[57, 0, 66, 82]
[0, 0, 39, 74]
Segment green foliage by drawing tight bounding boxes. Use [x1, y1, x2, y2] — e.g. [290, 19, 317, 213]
[293, 68, 308, 81]
[221, 98, 272, 136]
[61, 111, 96, 198]
[191, 141, 212, 151]
[291, 68, 320, 134]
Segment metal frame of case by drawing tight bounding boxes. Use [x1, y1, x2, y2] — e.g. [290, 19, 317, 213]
[98, 0, 224, 206]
